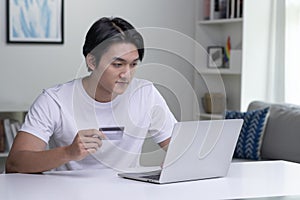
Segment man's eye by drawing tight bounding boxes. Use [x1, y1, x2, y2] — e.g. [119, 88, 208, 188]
[112, 63, 123, 67]
[131, 62, 138, 67]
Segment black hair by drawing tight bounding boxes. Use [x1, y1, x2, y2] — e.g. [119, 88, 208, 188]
[83, 17, 144, 70]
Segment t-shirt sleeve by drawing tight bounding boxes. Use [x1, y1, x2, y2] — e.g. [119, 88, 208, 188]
[20, 90, 61, 144]
[148, 85, 177, 144]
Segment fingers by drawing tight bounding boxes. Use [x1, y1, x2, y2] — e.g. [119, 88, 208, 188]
[79, 129, 106, 139]
[68, 129, 106, 161]
[78, 129, 104, 150]
[80, 135, 102, 146]
[81, 139, 102, 149]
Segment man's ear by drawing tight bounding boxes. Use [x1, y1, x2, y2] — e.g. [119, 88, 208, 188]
[86, 54, 97, 71]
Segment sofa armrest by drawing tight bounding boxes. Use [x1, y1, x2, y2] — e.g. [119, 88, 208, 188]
[247, 101, 300, 163]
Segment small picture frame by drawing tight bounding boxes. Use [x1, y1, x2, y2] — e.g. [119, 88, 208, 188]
[6, 0, 64, 44]
[207, 46, 224, 68]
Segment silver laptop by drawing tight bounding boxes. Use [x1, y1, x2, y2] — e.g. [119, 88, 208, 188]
[118, 119, 243, 184]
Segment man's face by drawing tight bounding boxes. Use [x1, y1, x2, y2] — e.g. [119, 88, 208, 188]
[93, 43, 139, 98]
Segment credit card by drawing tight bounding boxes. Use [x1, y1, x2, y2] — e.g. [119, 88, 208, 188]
[99, 127, 124, 140]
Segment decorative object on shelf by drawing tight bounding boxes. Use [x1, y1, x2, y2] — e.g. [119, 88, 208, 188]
[6, 0, 64, 44]
[224, 36, 231, 68]
[219, 0, 227, 19]
[203, 0, 211, 20]
[207, 46, 224, 68]
[203, 0, 220, 20]
[203, 0, 243, 21]
[228, 0, 243, 18]
[202, 92, 226, 114]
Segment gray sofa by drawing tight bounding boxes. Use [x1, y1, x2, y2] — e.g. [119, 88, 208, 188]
[247, 101, 300, 163]
[141, 100, 300, 166]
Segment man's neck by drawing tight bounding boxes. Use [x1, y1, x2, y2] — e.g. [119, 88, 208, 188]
[82, 77, 117, 103]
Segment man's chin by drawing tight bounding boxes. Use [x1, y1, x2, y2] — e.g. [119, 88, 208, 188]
[113, 82, 130, 95]
[113, 88, 128, 95]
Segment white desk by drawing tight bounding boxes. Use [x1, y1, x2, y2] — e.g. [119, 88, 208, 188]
[1, 160, 300, 200]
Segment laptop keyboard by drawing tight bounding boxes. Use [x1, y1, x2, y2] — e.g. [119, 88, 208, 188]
[141, 174, 161, 180]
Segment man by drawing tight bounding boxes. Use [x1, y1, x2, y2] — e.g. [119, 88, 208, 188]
[5, 17, 177, 173]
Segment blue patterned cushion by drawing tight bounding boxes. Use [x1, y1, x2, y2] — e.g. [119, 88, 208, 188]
[225, 107, 270, 160]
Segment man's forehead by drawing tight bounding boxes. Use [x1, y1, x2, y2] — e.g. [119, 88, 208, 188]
[105, 44, 139, 61]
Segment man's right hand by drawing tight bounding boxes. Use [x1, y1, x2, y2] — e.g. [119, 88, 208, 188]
[66, 129, 105, 161]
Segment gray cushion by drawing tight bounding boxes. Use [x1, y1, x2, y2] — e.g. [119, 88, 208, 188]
[248, 101, 300, 163]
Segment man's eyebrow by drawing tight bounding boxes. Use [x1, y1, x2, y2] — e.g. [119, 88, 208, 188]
[112, 57, 139, 62]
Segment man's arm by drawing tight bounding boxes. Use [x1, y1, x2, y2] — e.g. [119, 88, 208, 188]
[158, 137, 171, 151]
[5, 130, 104, 173]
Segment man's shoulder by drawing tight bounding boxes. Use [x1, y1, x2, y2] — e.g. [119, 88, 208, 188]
[40, 79, 79, 103]
[44, 79, 78, 95]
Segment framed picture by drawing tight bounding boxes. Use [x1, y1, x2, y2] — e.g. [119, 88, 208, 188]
[207, 46, 224, 68]
[6, 0, 64, 44]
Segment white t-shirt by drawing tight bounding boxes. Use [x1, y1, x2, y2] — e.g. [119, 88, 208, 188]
[21, 78, 177, 171]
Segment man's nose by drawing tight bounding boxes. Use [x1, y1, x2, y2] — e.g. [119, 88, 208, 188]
[120, 64, 131, 78]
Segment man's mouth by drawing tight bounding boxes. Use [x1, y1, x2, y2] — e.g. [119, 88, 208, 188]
[116, 80, 129, 84]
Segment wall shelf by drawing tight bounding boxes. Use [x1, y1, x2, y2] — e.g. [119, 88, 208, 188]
[198, 18, 243, 25]
[194, 0, 243, 114]
[197, 67, 241, 75]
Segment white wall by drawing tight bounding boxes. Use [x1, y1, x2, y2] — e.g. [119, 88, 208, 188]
[0, 0, 196, 121]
